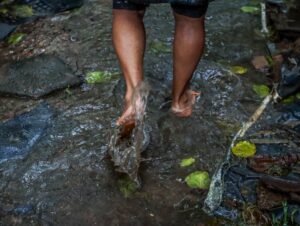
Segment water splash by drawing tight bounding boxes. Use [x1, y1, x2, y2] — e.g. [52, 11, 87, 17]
[108, 82, 150, 187]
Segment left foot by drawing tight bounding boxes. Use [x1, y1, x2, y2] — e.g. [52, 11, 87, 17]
[171, 90, 201, 117]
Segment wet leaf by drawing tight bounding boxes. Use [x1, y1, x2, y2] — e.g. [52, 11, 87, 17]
[0, 7, 8, 14]
[65, 87, 72, 95]
[12, 5, 33, 17]
[282, 95, 295, 104]
[231, 141, 256, 158]
[85, 71, 120, 84]
[149, 41, 171, 54]
[231, 66, 248, 75]
[185, 171, 210, 189]
[240, 6, 260, 14]
[7, 33, 26, 45]
[118, 177, 138, 198]
[180, 157, 196, 167]
[252, 84, 270, 98]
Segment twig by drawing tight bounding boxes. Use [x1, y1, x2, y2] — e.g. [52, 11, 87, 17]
[261, 3, 269, 34]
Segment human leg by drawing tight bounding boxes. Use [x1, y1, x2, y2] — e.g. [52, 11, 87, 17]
[171, 3, 207, 117]
[112, 5, 147, 125]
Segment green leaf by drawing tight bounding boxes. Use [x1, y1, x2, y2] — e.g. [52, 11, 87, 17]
[240, 6, 260, 14]
[231, 141, 256, 158]
[0, 7, 8, 14]
[184, 171, 210, 189]
[230, 66, 248, 75]
[118, 177, 138, 198]
[149, 41, 171, 54]
[85, 71, 120, 84]
[12, 5, 33, 18]
[296, 93, 300, 100]
[7, 33, 26, 45]
[252, 84, 270, 98]
[180, 157, 196, 167]
[282, 95, 295, 104]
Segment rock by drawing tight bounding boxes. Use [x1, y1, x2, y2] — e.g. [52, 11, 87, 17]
[0, 55, 82, 98]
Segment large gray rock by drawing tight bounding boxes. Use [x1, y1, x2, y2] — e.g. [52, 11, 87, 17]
[0, 55, 82, 98]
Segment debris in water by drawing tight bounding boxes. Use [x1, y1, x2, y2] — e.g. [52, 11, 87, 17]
[12, 5, 33, 18]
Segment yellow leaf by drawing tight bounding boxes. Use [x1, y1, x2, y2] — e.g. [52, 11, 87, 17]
[231, 66, 248, 75]
[231, 141, 256, 158]
[180, 157, 196, 167]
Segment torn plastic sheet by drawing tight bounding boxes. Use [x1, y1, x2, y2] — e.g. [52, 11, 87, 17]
[204, 97, 300, 224]
[0, 103, 54, 164]
[203, 94, 273, 216]
[276, 59, 300, 99]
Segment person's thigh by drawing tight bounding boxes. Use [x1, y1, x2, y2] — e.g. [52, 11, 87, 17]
[113, 0, 149, 11]
[171, 0, 208, 18]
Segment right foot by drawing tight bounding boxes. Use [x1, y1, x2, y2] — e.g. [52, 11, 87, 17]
[171, 90, 201, 117]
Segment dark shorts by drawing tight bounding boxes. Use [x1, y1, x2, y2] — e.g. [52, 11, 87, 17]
[113, 0, 209, 18]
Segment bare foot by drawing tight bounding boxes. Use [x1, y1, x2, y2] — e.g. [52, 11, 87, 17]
[116, 103, 135, 126]
[171, 90, 201, 117]
[116, 82, 149, 126]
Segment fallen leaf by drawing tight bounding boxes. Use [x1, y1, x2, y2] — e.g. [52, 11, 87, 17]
[0, 7, 8, 14]
[12, 5, 33, 17]
[282, 95, 295, 104]
[232, 141, 256, 158]
[185, 171, 210, 189]
[240, 6, 260, 14]
[7, 33, 26, 45]
[85, 71, 119, 84]
[251, 56, 269, 70]
[149, 41, 171, 54]
[118, 177, 138, 198]
[180, 157, 196, 167]
[231, 66, 248, 75]
[252, 84, 270, 98]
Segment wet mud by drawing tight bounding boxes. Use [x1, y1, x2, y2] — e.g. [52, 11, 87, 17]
[0, 0, 280, 225]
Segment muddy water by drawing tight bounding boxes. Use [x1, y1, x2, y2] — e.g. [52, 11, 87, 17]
[0, 0, 269, 225]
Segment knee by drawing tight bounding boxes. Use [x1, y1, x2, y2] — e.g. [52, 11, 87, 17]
[113, 9, 145, 21]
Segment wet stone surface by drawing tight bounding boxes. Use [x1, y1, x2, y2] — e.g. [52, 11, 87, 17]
[0, 55, 82, 98]
[0, 0, 273, 225]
